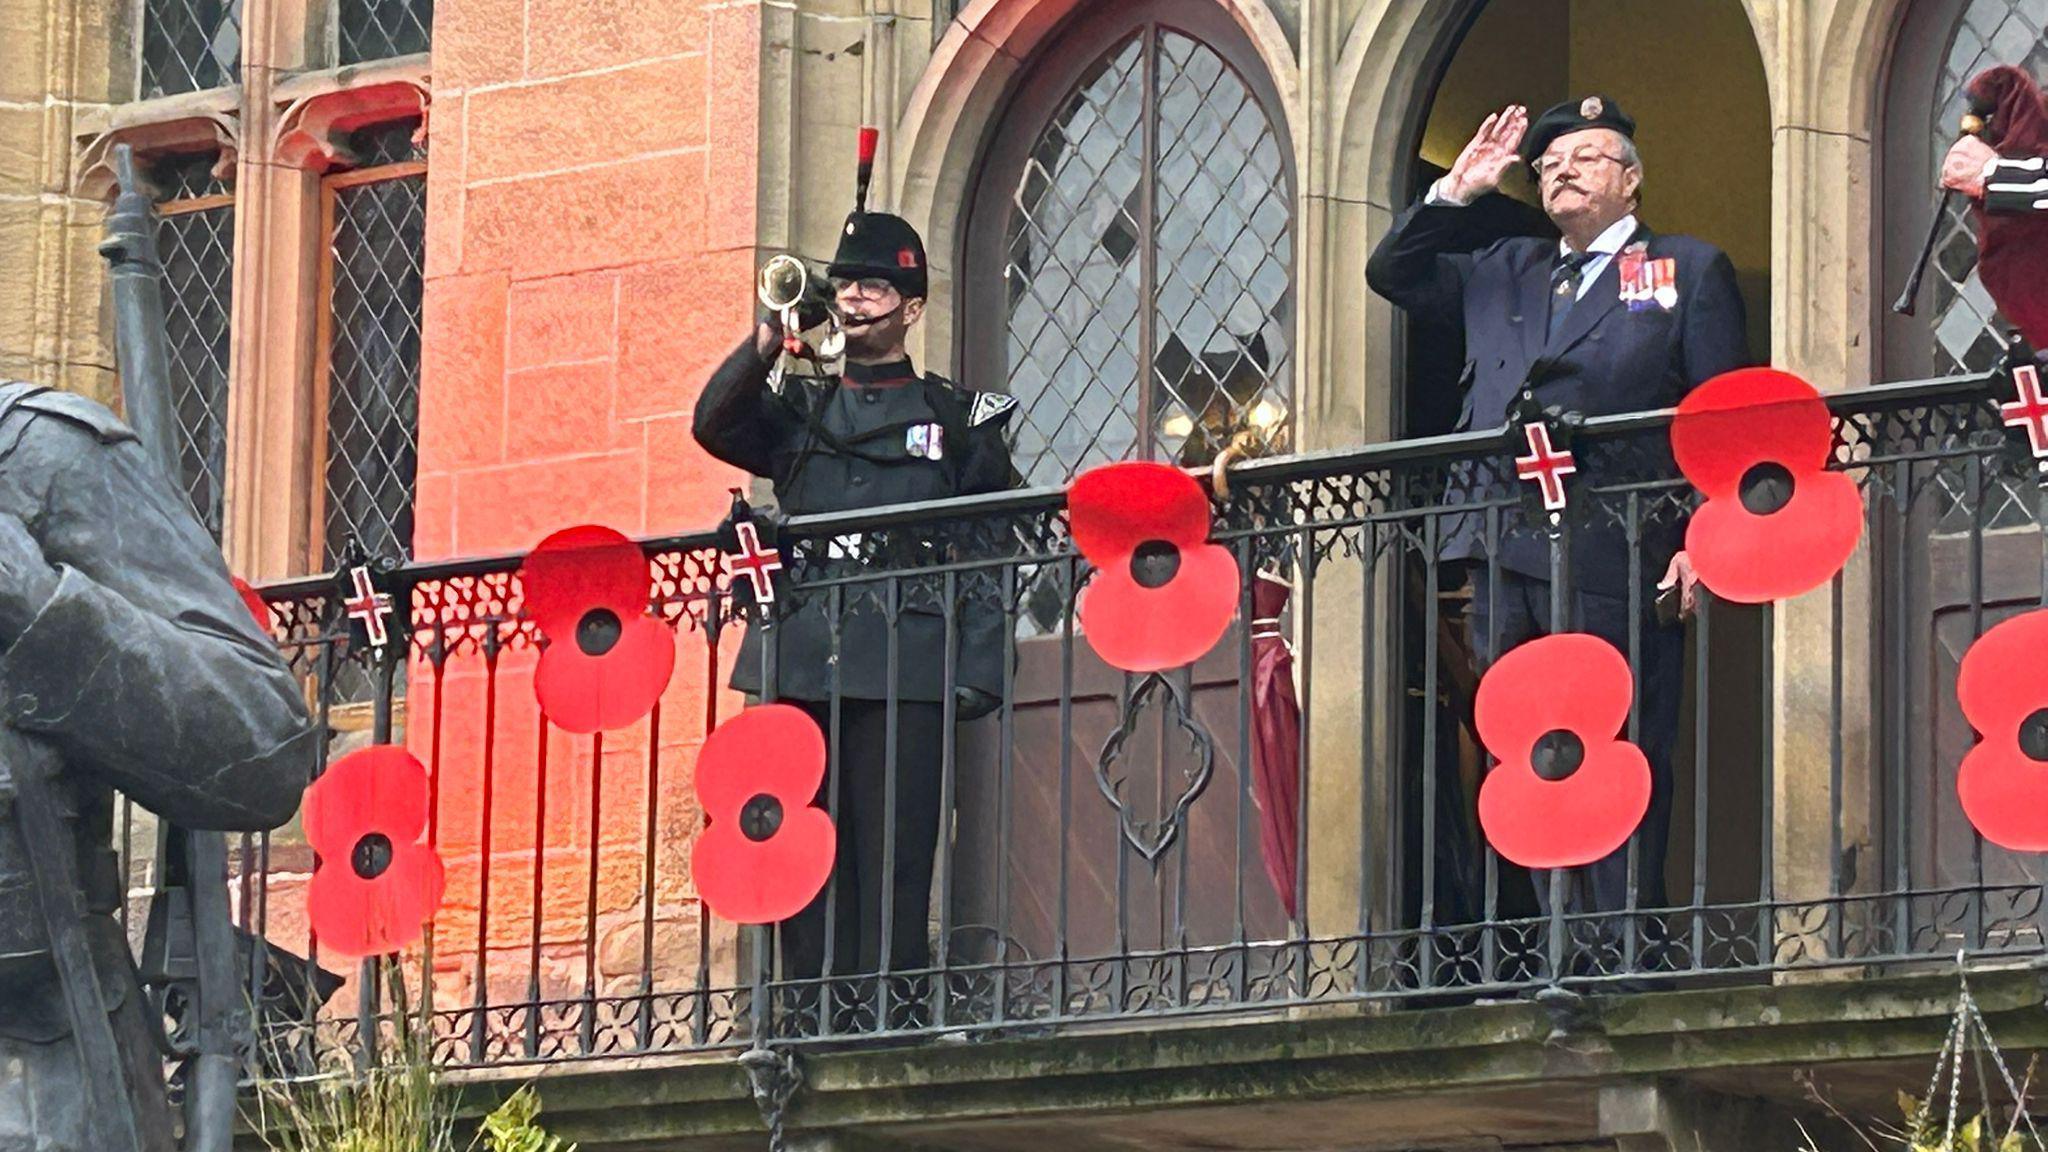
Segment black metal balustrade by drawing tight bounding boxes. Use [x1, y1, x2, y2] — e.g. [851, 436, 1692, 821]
[218, 367, 2046, 1069]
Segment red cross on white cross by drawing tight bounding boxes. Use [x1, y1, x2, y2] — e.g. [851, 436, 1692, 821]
[343, 564, 394, 649]
[1515, 422, 1578, 512]
[2002, 363, 2048, 459]
[722, 521, 783, 605]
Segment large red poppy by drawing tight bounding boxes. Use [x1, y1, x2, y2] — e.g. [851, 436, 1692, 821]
[1068, 462, 1240, 672]
[1956, 609, 2048, 852]
[1671, 368, 1863, 603]
[691, 704, 836, 924]
[302, 745, 447, 959]
[520, 525, 676, 734]
[1475, 633, 1651, 869]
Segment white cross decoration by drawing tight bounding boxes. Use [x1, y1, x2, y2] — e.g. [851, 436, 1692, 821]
[721, 520, 783, 605]
[343, 564, 394, 650]
[1514, 421, 1578, 513]
[2002, 363, 2048, 460]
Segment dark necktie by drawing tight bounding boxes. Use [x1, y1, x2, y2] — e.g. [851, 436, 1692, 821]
[1548, 250, 1595, 340]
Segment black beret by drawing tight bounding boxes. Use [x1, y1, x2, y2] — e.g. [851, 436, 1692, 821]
[828, 211, 928, 298]
[1520, 95, 1636, 167]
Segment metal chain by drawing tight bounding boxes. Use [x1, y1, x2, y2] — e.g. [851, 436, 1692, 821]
[1955, 962, 2047, 1149]
[1920, 981, 1965, 1144]
[1929, 956, 2048, 1151]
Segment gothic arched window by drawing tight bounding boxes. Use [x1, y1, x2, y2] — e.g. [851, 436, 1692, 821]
[1884, 0, 2048, 379]
[962, 5, 1295, 488]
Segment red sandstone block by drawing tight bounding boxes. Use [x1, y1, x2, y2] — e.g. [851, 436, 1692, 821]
[524, 0, 706, 81]
[705, 4, 761, 253]
[432, 846, 625, 952]
[413, 472, 456, 561]
[464, 56, 708, 186]
[615, 251, 754, 421]
[503, 360, 623, 462]
[640, 413, 746, 532]
[507, 272, 617, 371]
[430, 0, 524, 91]
[417, 272, 509, 473]
[451, 451, 645, 553]
[422, 105, 468, 280]
[464, 155, 706, 279]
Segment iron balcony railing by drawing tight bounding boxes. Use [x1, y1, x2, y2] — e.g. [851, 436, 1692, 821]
[204, 367, 2045, 1068]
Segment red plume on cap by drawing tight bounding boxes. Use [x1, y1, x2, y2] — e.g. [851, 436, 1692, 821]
[855, 125, 879, 215]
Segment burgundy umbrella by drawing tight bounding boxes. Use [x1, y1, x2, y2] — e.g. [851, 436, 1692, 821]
[1249, 568, 1301, 921]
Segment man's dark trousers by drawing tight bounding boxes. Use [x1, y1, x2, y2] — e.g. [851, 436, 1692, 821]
[778, 699, 945, 1020]
[1468, 567, 1683, 928]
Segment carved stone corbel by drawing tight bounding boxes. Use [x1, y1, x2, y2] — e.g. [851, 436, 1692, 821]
[74, 101, 242, 201]
[271, 65, 430, 172]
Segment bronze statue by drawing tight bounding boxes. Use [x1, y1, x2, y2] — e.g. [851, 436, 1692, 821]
[0, 145, 316, 1152]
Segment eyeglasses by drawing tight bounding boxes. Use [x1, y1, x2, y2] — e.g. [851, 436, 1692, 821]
[1531, 148, 1629, 181]
[829, 276, 898, 298]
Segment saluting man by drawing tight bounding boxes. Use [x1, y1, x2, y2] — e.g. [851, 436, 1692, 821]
[693, 147, 1021, 1023]
[1367, 97, 1751, 942]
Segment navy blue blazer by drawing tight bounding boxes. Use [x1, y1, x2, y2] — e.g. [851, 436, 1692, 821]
[1367, 197, 1752, 597]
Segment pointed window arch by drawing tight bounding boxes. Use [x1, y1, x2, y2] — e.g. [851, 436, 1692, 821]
[962, 5, 1295, 487]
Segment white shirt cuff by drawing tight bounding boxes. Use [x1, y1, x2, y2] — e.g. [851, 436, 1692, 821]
[1425, 177, 1474, 207]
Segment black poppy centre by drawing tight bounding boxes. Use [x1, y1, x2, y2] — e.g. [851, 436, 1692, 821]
[1738, 462, 1795, 516]
[351, 832, 394, 880]
[2022, 708, 2048, 763]
[1530, 729, 1586, 781]
[576, 607, 623, 656]
[739, 794, 785, 842]
[1130, 539, 1182, 588]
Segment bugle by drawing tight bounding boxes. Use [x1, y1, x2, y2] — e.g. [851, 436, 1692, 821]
[757, 254, 843, 360]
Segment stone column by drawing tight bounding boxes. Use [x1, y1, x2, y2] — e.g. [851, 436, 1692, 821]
[1764, 0, 1884, 975]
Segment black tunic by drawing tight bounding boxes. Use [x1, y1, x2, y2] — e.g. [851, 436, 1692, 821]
[692, 340, 1021, 705]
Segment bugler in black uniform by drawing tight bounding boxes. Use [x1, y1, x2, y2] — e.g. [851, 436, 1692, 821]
[692, 139, 1020, 1011]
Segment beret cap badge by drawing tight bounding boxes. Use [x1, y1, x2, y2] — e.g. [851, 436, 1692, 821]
[1580, 96, 1603, 119]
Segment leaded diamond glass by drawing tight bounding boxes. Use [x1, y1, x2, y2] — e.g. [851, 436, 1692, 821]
[349, 119, 427, 168]
[998, 29, 1293, 488]
[152, 153, 235, 539]
[326, 170, 424, 567]
[140, 0, 239, 97]
[339, 0, 431, 64]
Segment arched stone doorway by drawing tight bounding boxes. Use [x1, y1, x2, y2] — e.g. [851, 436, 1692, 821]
[1402, 0, 1773, 436]
[1878, 0, 2048, 952]
[946, 1, 1303, 989]
[1374, 0, 1776, 936]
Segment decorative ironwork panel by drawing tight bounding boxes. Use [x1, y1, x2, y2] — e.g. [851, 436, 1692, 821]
[154, 153, 235, 539]
[140, 0, 239, 97]
[326, 168, 424, 567]
[1927, 0, 2048, 376]
[339, 0, 431, 64]
[999, 28, 1293, 487]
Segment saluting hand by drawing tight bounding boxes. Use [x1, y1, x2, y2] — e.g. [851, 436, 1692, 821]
[1439, 104, 1528, 205]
